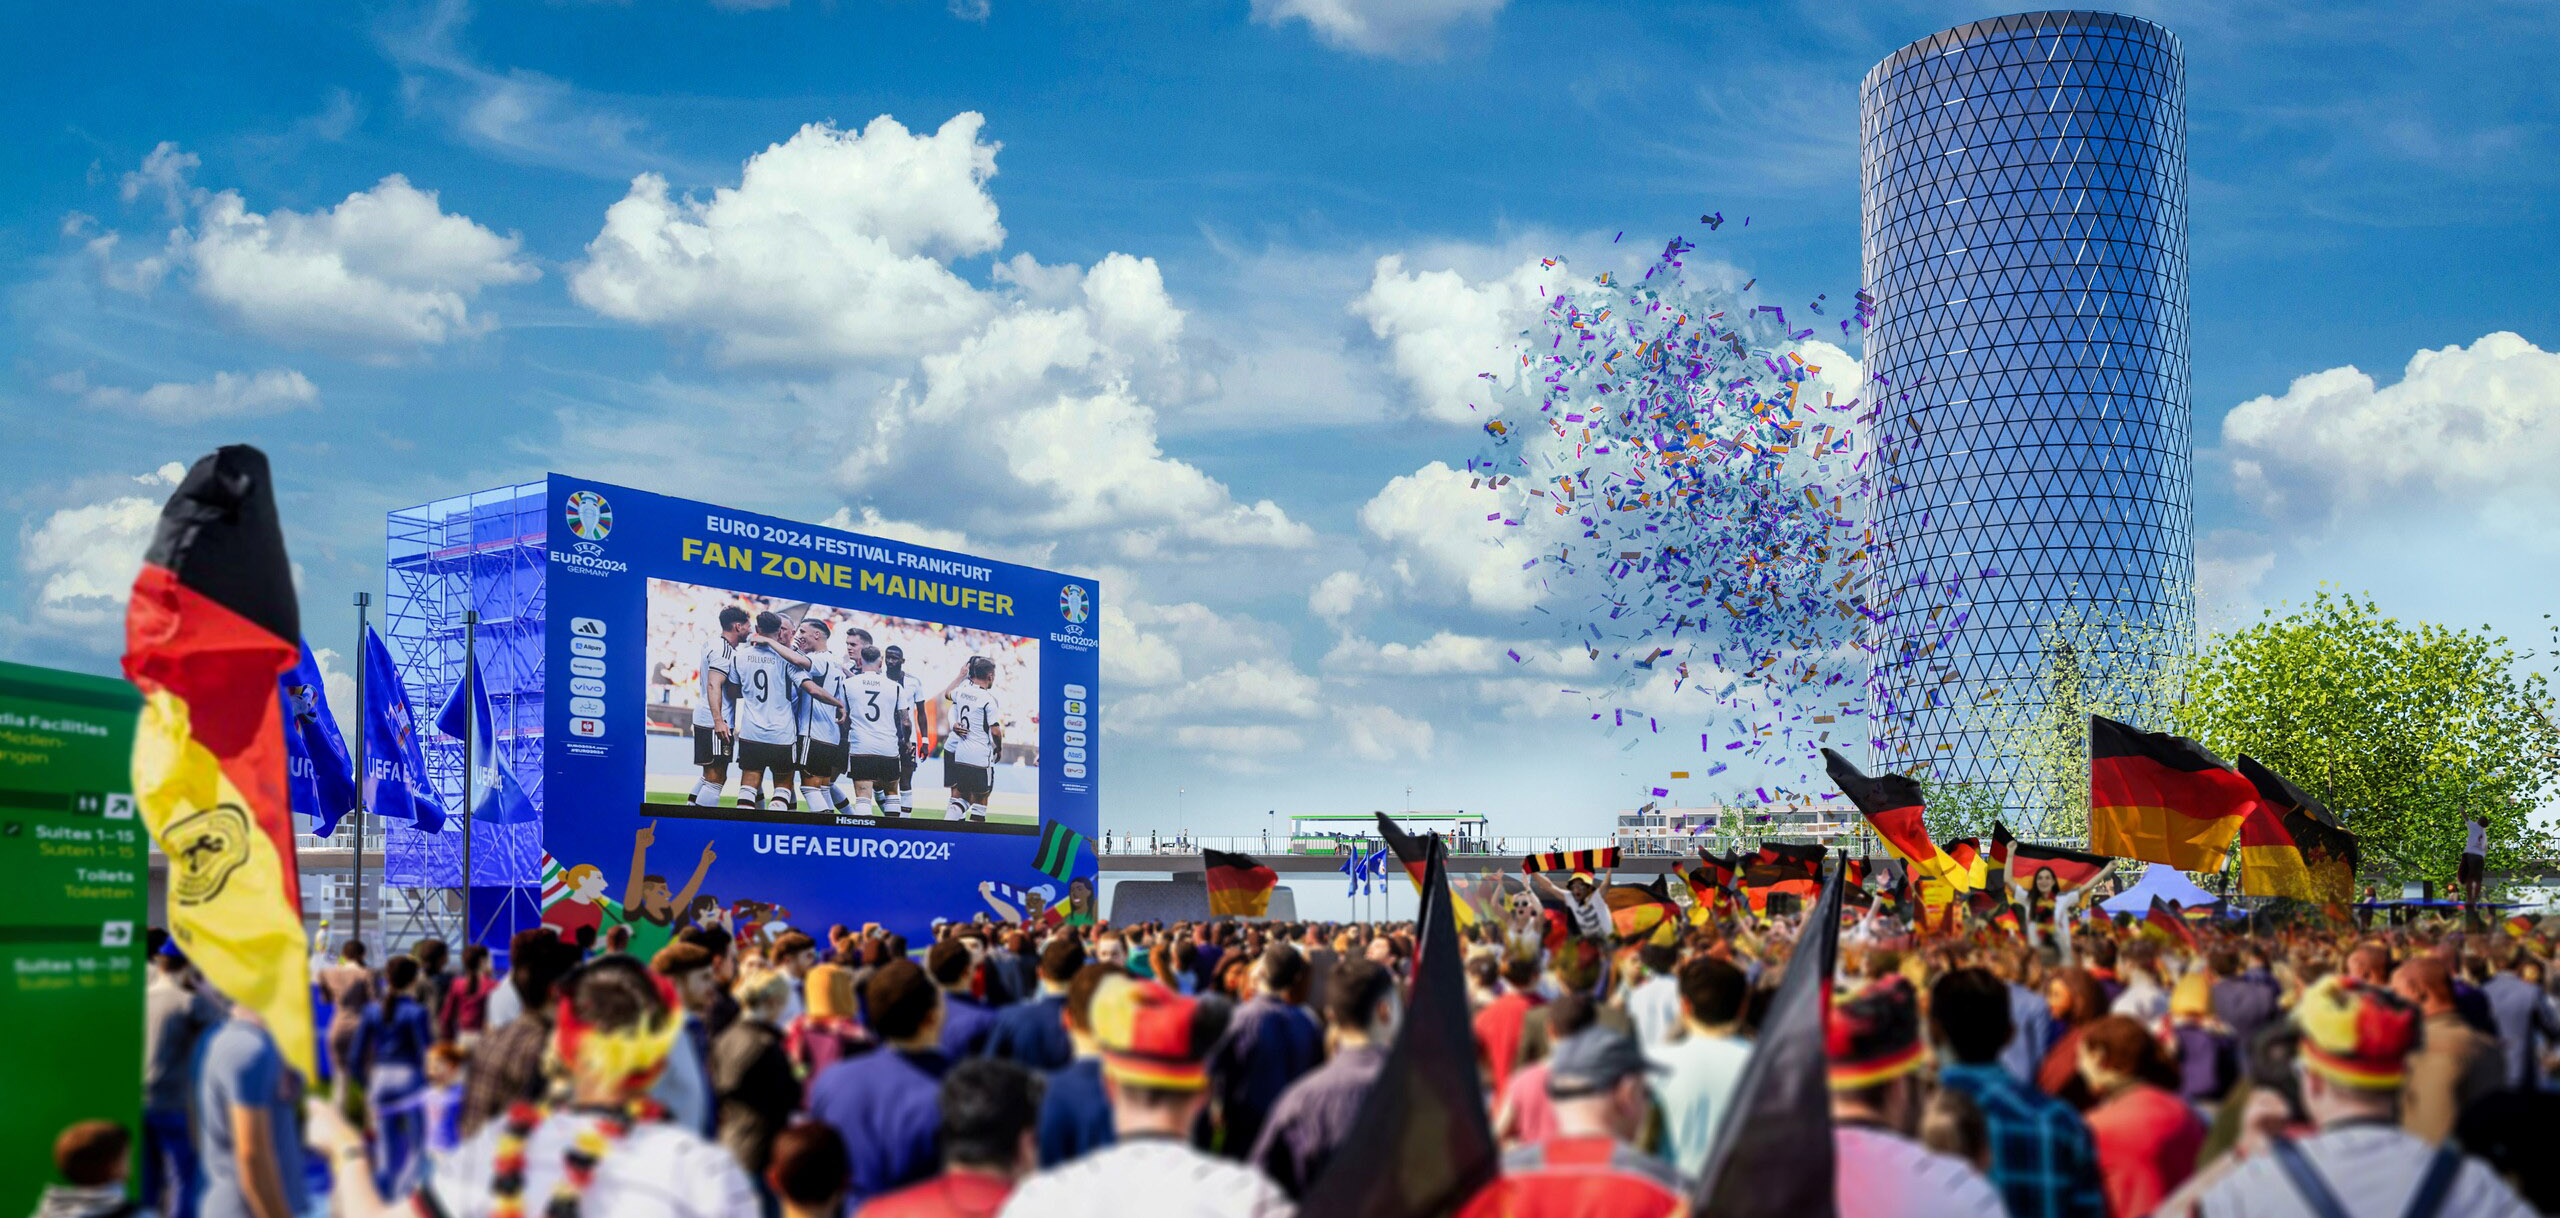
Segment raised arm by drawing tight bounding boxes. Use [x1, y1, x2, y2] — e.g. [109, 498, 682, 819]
[668, 842, 716, 926]
[624, 821, 656, 917]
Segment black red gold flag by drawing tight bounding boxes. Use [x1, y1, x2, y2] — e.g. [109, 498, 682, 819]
[2234, 755, 2359, 904]
[1604, 876, 1683, 946]
[2144, 896, 2200, 951]
[1300, 831, 1497, 1216]
[2089, 715, 2257, 871]
[2001, 824, 2114, 894]
[1203, 848, 1278, 918]
[1378, 813, 1483, 928]
[121, 446, 315, 1079]
[1823, 749, 1965, 888]
[1743, 842, 1824, 914]
[1692, 862, 1844, 1215]
[1522, 845, 1620, 876]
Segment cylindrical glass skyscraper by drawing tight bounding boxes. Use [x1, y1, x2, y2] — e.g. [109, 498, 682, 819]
[1858, 11, 2194, 829]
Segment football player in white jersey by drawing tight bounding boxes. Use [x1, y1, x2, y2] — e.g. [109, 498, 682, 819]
[840, 645, 909, 816]
[689, 606, 751, 806]
[882, 644, 926, 817]
[941, 655, 1003, 822]
[729, 611, 813, 811]
[790, 618, 852, 813]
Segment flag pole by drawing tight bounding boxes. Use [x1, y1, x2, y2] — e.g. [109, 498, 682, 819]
[462, 607, 477, 946]
[352, 592, 370, 954]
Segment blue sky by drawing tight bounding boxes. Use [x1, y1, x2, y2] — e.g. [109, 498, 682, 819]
[6, 0, 2556, 846]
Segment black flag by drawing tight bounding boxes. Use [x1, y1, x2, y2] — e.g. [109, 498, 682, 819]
[1299, 829, 1498, 1216]
[1691, 860, 1845, 1217]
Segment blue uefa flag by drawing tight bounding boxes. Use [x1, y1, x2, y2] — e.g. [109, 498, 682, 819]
[1342, 850, 1365, 898]
[281, 641, 360, 837]
[434, 655, 537, 825]
[360, 627, 443, 833]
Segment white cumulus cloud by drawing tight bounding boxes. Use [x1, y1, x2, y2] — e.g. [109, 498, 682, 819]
[1352, 252, 1558, 424]
[19, 464, 186, 631]
[2224, 331, 2560, 523]
[61, 367, 318, 421]
[1250, 0, 1506, 59]
[1335, 703, 1434, 761]
[574, 113, 1308, 558]
[1356, 460, 1536, 612]
[571, 115, 1004, 366]
[171, 170, 538, 349]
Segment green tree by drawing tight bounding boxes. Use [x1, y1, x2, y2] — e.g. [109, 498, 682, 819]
[1919, 778, 2005, 845]
[2181, 591, 2559, 888]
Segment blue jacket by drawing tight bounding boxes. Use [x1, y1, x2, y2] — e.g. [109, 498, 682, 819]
[808, 1047, 949, 1208]
[940, 993, 1001, 1059]
[1037, 1057, 1116, 1167]
[986, 994, 1073, 1071]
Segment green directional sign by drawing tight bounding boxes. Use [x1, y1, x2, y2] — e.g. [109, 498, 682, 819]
[0, 660, 144, 1214]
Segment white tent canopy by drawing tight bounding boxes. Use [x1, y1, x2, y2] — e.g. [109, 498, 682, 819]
[2099, 862, 2220, 914]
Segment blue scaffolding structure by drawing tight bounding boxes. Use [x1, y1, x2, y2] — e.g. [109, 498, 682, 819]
[381, 483, 548, 943]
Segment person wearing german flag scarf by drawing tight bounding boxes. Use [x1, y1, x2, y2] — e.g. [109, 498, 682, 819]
[314, 956, 759, 1217]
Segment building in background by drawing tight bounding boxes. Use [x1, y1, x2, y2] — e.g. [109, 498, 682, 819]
[1858, 12, 2194, 830]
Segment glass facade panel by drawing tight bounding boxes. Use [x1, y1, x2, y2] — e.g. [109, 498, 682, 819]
[1858, 11, 2194, 827]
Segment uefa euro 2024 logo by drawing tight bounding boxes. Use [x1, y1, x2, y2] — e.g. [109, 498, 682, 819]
[565, 490, 613, 542]
[1059, 584, 1090, 624]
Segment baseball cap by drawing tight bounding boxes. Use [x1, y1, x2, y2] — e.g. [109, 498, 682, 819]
[1827, 976, 1928, 1089]
[1546, 1025, 1661, 1097]
[2295, 975, 2422, 1090]
[1088, 976, 1228, 1090]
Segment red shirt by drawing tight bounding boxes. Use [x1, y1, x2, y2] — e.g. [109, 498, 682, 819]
[1455, 1136, 1686, 1218]
[2084, 1083, 2205, 1218]
[1474, 990, 1546, 1097]
[855, 1170, 1015, 1218]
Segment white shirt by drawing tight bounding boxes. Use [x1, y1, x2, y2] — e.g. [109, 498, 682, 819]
[1565, 887, 1609, 938]
[1628, 973, 1684, 1050]
[690, 639, 735, 729]
[997, 1138, 1294, 1218]
[845, 672, 903, 758]
[947, 684, 1001, 767]
[1833, 1125, 2004, 1218]
[431, 1112, 757, 1218]
[2196, 1121, 2533, 1218]
[2466, 820, 2487, 857]
[797, 654, 847, 744]
[728, 641, 801, 746]
[2112, 973, 2169, 1024]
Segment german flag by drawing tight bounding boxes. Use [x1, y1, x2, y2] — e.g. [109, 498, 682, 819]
[1919, 836, 1982, 911]
[1378, 813, 1480, 928]
[2089, 715, 2257, 872]
[1684, 851, 1739, 919]
[121, 447, 315, 1080]
[1690, 866, 1846, 1218]
[2143, 896, 2199, 951]
[1971, 826, 2013, 914]
[1743, 842, 1824, 913]
[1202, 848, 1278, 918]
[1604, 877, 1683, 946]
[2003, 825, 2114, 894]
[1822, 749, 1966, 889]
[2235, 755, 2359, 904]
[1523, 846, 1619, 877]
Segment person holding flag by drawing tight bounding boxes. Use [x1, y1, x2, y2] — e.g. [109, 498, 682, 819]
[122, 446, 322, 1217]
